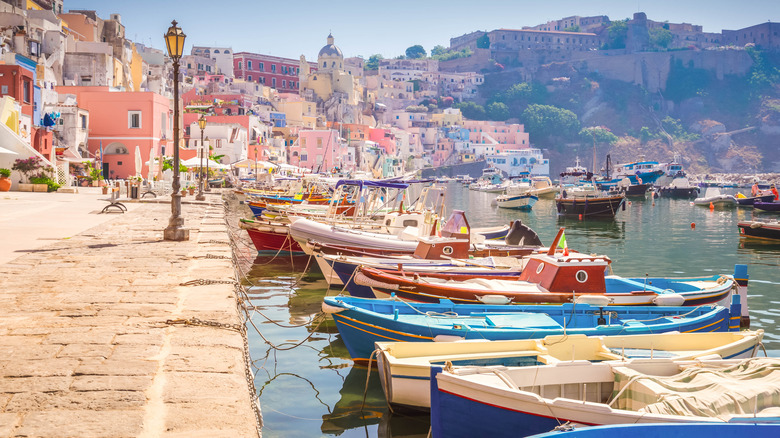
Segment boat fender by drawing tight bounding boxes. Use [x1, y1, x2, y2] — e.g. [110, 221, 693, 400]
[574, 295, 612, 307]
[353, 272, 399, 290]
[750, 222, 763, 229]
[321, 302, 346, 314]
[433, 335, 465, 342]
[477, 295, 512, 305]
[653, 292, 685, 307]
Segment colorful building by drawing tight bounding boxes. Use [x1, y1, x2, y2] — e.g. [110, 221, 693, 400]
[58, 86, 171, 179]
[234, 52, 315, 93]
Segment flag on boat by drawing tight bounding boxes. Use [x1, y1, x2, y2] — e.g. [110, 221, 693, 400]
[558, 231, 569, 256]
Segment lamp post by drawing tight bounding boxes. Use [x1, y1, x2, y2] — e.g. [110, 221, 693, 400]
[195, 114, 206, 201]
[204, 137, 211, 192]
[163, 20, 189, 241]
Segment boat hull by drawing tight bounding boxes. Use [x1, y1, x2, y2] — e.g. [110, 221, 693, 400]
[754, 201, 780, 212]
[738, 221, 780, 241]
[496, 194, 538, 210]
[322, 296, 740, 363]
[657, 186, 699, 198]
[555, 195, 625, 217]
[244, 223, 303, 253]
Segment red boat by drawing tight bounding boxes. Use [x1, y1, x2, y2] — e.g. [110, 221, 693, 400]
[240, 219, 303, 253]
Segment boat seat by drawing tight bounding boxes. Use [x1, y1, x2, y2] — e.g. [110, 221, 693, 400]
[483, 313, 561, 329]
[608, 277, 666, 294]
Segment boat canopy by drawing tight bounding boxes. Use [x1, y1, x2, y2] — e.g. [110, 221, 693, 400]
[335, 180, 409, 190]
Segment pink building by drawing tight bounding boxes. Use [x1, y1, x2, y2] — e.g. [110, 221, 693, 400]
[234, 52, 317, 92]
[368, 128, 397, 156]
[289, 129, 344, 171]
[462, 121, 529, 151]
[59, 86, 172, 179]
[432, 137, 456, 167]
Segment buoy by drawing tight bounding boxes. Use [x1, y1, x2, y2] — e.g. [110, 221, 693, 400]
[652, 201, 655, 206]
[691, 222, 696, 229]
[709, 202, 714, 211]
[628, 201, 632, 206]
[578, 214, 583, 220]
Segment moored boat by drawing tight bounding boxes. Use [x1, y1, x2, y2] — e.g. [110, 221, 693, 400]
[321, 294, 742, 363]
[530, 423, 780, 438]
[430, 356, 780, 438]
[693, 187, 737, 207]
[375, 330, 764, 410]
[738, 220, 780, 241]
[754, 201, 780, 212]
[556, 193, 625, 217]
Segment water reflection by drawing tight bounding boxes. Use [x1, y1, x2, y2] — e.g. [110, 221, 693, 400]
[321, 366, 387, 435]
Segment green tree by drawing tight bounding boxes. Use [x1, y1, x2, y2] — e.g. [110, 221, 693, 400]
[639, 126, 653, 144]
[431, 45, 447, 57]
[365, 54, 383, 70]
[486, 102, 510, 121]
[563, 24, 581, 33]
[603, 20, 628, 49]
[476, 34, 490, 49]
[665, 58, 713, 102]
[520, 104, 580, 148]
[579, 126, 618, 145]
[405, 45, 427, 59]
[504, 82, 548, 105]
[649, 27, 673, 49]
[454, 101, 487, 120]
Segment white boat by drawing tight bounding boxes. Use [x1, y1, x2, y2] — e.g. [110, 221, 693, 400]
[693, 187, 737, 207]
[528, 176, 557, 198]
[376, 330, 764, 410]
[495, 192, 538, 210]
[559, 157, 591, 185]
[431, 356, 780, 437]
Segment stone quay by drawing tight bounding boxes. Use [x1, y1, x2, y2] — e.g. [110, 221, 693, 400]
[0, 189, 259, 437]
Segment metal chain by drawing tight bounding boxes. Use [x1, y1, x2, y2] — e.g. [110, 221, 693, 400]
[179, 279, 238, 286]
[223, 195, 264, 437]
[165, 317, 244, 332]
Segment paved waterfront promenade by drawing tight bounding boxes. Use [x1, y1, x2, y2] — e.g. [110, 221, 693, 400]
[0, 189, 258, 437]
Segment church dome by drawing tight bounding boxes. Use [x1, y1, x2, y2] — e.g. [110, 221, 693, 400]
[318, 33, 343, 58]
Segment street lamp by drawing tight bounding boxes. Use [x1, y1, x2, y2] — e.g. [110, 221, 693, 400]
[195, 114, 206, 201]
[204, 136, 211, 192]
[163, 19, 188, 241]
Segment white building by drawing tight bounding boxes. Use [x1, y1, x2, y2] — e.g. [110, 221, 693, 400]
[191, 46, 235, 78]
[485, 148, 550, 176]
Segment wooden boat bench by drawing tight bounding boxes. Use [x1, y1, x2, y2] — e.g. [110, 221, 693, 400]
[101, 186, 127, 213]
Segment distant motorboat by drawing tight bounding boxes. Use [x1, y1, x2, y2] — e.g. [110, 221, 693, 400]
[657, 177, 699, 199]
[738, 220, 780, 241]
[735, 192, 775, 207]
[693, 187, 737, 207]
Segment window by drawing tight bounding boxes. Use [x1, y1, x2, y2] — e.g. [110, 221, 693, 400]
[317, 138, 323, 148]
[247, 75, 252, 81]
[81, 115, 87, 129]
[271, 64, 276, 73]
[282, 80, 286, 88]
[1, 85, 6, 94]
[300, 154, 307, 161]
[238, 61, 242, 70]
[22, 79, 31, 103]
[272, 78, 276, 87]
[247, 60, 252, 70]
[214, 49, 220, 54]
[128, 111, 141, 129]
[258, 63, 264, 72]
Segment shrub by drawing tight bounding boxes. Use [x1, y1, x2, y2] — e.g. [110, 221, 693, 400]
[12, 157, 44, 183]
[29, 175, 61, 192]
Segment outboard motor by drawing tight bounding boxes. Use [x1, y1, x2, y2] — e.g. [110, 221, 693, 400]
[504, 220, 542, 247]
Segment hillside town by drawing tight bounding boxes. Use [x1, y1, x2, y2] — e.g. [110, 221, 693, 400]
[0, 0, 776, 190]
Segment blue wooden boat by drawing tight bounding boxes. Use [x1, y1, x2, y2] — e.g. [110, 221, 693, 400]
[321, 295, 741, 363]
[529, 423, 780, 438]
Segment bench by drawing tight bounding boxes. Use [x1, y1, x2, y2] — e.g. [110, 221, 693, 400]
[101, 187, 127, 213]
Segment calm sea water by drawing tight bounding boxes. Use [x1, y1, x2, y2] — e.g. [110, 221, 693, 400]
[239, 183, 780, 438]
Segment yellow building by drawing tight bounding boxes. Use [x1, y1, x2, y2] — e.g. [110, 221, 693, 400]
[129, 44, 144, 92]
[299, 34, 361, 106]
[431, 108, 464, 127]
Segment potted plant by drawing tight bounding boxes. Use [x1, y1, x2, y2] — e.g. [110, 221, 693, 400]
[85, 162, 104, 187]
[188, 185, 195, 195]
[12, 157, 44, 191]
[0, 168, 11, 192]
[29, 173, 61, 192]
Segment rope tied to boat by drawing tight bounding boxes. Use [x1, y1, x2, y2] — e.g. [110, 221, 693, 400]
[179, 278, 239, 286]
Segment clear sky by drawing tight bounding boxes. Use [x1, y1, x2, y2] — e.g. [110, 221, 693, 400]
[65, 0, 779, 60]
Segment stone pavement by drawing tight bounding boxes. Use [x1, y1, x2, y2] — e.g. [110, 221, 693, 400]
[0, 190, 259, 437]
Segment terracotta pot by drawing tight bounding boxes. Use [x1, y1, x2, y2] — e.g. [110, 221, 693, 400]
[0, 176, 10, 192]
[102, 186, 109, 195]
[188, 188, 195, 195]
[33, 183, 48, 192]
[19, 183, 33, 192]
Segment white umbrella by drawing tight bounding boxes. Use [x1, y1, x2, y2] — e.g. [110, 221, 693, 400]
[134, 146, 142, 177]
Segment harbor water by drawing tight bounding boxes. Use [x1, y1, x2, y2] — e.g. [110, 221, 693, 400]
[237, 183, 780, 438]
